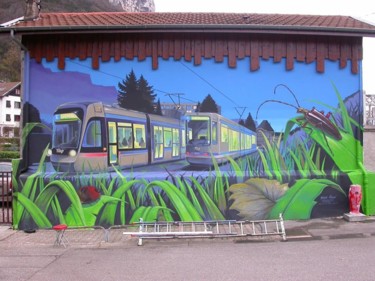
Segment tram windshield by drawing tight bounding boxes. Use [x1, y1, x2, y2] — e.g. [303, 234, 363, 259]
[187, 116, 210, 144]
[53, 112, 82, 148]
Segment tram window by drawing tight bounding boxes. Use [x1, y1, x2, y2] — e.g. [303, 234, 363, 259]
[108, 122, 117, 144]
[172, 128, 179, 157]
[246, 135, 251, 149]
[228, 129, 238, 151]
[134, 124, 146, 148]
[234, 131, 239, 150]
[212, 121, 217, 144]
[164, 128, 172, 148]
[153, 125, 163, 159]
[231, 130, 240, 151]
[241, 134, 246, 150]
[126, 128, 133, 148]
[187, 129, 192, 143]
[187, 116, 210, 142]
[108, 122, 119, 163]
[117, 122, 133, 149]
[221, 125, 228, 143]
[109, 145, 117, 164]
[118, 127, 127, 148]
[228, 129, 233, 151]
[82, 120, 102, 148]
[53, 112, 82, 148]
[182, 129, 186, 147]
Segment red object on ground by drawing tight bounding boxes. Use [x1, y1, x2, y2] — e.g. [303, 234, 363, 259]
[53, 224, 67, 231]
[349, 185, 362, 214]
[53, 224, 69, 247]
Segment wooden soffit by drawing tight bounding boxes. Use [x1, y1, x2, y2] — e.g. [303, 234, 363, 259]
[23, 33, 362, 74]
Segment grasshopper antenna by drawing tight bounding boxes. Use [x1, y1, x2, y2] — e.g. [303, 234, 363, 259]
[256, 99, 299, 119]
[274, 84, 301, 108]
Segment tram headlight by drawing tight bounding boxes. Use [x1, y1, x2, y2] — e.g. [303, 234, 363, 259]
[69, 150, 77, 157]
[47, 149, 52, 156]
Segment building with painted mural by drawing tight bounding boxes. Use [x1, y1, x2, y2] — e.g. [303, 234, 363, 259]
[1, 5, 375, 230]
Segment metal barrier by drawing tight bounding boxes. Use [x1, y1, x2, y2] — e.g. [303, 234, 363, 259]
[0, 171, 12, 224]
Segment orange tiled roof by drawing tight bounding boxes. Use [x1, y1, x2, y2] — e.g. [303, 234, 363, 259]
[2, 12, 375, 36]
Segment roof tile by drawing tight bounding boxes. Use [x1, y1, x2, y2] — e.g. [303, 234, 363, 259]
[2, 12, 375, 35]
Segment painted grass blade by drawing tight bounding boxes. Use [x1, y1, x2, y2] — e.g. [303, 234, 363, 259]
[190, 176, 225, 220]
[226, 156, 244, 182]
[37, 180, 86, 225]
[82, 195, 122, 226]
[257, 149, 273, 179]
[14, 192, 52, 228]
[158, 194, 174, 221]
[98, 179, 140, 225]
[146, 180, 202, 221]
[129, 206, 170, 223]
[185, 180, 205, 217]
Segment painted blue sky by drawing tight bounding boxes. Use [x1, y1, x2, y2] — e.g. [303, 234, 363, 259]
[34, 56, 360, 131]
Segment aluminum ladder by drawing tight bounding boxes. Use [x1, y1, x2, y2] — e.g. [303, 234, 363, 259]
[124, 214, 286, 245]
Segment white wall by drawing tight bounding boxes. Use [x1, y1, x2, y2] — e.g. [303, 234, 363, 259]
[0, 95, 21, 137]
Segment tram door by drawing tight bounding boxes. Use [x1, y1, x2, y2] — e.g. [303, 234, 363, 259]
[107, 121, 118, 165]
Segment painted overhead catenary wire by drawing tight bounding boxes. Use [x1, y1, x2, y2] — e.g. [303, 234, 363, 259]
[69, 60, 195, 101]
[179, 61, 240, 108]
[155, 88, 198, 103]
[69, 59, 244, 113]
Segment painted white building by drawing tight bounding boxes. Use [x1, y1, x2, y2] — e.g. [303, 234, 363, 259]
[0, 82, 21, 137]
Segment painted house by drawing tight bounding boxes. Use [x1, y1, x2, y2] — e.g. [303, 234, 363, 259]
[0, 82, 21, 137]
[1, 9, 375, 230]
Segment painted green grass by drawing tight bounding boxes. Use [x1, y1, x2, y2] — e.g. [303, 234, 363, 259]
[13, 148, 226, 228]
[12, 84, 375, 228]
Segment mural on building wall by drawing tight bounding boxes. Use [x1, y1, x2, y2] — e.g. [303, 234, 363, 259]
[13, 55, 374, 230]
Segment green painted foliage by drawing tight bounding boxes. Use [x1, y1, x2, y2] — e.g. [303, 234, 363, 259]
[269, 179, 345, 220]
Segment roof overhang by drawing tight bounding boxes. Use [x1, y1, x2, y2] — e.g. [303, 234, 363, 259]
[2, 23, 375, 38]
[1, 12, 375, 38]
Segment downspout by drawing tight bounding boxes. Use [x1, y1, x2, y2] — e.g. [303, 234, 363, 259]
[10, 29, 27, 51]
[358, 59, 369, 214]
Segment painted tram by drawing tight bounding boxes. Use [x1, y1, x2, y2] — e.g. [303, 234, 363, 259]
[50, 101, 186, 172]
[185, 112, 257, 166]
[50, 102, 257, 172]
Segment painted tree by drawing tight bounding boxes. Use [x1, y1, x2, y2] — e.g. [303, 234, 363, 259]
[155, 99, 163, 115]
[117, 70, 156, 113]
[137, 74, 156, 113]
[198, 94, 218, 113]
[244, 112, 257, 131]
[117, 70, 138, 110]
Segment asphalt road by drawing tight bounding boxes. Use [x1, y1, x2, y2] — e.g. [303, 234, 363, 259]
[1, 236, 374, 281]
